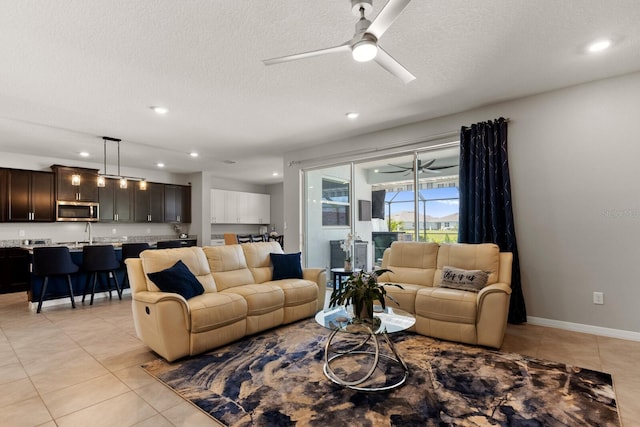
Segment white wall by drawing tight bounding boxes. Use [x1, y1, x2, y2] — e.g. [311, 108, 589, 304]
[267, 183, 284, 235]
[284, 71, 640, 335]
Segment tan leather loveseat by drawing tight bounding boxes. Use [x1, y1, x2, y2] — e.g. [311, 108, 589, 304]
[378, 241, 513, 348]
[125, 242, 326, 361]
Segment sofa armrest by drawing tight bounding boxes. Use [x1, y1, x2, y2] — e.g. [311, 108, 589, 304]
[132, 291, 191, 330]
[130, 290, 192, 361]
[303, 268, 327, 311]
[476, 283, 512, 348]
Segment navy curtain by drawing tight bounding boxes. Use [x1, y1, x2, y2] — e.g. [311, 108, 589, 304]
[458, 117, 526, 323]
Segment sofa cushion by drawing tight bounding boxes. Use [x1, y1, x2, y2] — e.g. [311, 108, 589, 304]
[270, 252, 303, 280]
[415, 287, 477, 324]
[262, 279, 318, 307]
[147, 260, 205, 300]
[439, 266, 489, 292]
[381, 283, 425, 314]
[141, 247, 217, 293]
[203, 245, 256, 290]
[435, 243, 500, 287]
[378, 241, 439, 286]
[242, 241, 284, 283]
[187, 292, 247, 334]
[221, 284, 284, 316]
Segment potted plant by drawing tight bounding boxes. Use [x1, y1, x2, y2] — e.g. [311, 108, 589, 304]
[328, 269, 403, 324]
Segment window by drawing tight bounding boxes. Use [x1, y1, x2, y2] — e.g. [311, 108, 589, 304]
[322, 178, 349, 226]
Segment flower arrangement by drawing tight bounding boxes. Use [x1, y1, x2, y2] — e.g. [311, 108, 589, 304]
[329, 269, 403, 323]
[340, 232, 359, 263]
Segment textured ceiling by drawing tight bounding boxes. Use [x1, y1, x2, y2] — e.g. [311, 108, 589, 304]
[1, 1, 640, 184]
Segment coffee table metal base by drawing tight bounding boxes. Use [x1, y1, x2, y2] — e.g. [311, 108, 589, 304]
[322, 325, 409, 392]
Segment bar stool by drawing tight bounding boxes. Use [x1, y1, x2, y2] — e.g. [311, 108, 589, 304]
[236, 234, 252, 244]
[82, 244, 122, 305]
[121, 242, 150, 289]
[156, 240, 183, 249]
[32, 246, 79, 313]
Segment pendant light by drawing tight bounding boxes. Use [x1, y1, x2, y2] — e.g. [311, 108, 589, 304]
[98, 136, 146, 189]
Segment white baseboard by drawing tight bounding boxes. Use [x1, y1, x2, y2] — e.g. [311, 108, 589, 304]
[527, 316, 640, 342]
[29, 288, 131, 311]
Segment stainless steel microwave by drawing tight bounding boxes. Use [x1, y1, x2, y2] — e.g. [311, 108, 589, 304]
[56, 201, 99, 222]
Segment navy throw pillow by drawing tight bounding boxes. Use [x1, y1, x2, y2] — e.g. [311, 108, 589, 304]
[147, 260, 205, 300]
[271, 252, 303, 280]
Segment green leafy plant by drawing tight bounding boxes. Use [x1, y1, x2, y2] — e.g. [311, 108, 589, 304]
[329, 269, 404, 322]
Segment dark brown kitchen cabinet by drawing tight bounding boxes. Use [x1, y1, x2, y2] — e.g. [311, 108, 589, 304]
[7, 169, 55, 222]
[134, 182, 164, 222]
[0, 169, 7, 222]
[98, 178, 134, 222]
[0, 248, 30, 294]
[52, 165, 99, 202]
[164, 184, 191, 223]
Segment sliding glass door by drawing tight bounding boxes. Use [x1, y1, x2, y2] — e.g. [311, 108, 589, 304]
[304, 164, 351, 275]
[303, 144, 459, 276]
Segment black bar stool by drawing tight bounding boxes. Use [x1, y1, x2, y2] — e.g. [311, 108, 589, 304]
[32, 246, 79, 313]
[120, 242, 150, 289]
[82, 244, 122, 305]
[236, 234, 252, 244]
[156, 240, 183, 249]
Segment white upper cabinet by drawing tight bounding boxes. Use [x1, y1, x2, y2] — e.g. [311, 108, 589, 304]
[211, 189, 270, 224]
[210, 189, 227, 223]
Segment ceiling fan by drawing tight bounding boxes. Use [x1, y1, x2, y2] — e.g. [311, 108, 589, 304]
[262, 0, 416, 83]
[380, 159, 457, 175]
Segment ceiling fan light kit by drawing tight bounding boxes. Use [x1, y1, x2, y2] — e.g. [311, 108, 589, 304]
[262, 0, 415, 83]
[352, 35, 378, 62]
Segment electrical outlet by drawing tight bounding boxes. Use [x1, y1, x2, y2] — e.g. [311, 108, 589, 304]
[18, 230, 25, 237]
[593, 292, 604, 305]
[111, 228, 117, 234]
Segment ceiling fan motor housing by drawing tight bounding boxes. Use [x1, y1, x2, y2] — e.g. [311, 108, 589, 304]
[351, 0, 373, 16]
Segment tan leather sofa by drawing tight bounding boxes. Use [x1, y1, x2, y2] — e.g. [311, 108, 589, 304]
[125, 242, 326, 361]
[377, 241, 513, 348]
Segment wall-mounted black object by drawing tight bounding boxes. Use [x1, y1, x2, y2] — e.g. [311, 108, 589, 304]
[358, 199, 371, 221]
[371, 190, 386, 219]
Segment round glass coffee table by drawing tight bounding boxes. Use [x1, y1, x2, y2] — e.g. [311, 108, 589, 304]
[315, 305, 415, 392]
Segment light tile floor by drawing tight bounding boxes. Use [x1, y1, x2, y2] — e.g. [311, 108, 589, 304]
[0, 290, 638, 426]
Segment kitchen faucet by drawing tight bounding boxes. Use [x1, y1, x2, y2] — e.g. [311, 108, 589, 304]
[85, 221, 93, 245]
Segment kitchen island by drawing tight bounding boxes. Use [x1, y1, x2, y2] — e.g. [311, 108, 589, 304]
[21, 237, 197, 310]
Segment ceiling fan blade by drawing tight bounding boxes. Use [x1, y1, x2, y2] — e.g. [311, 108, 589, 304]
[379, 170, 408, 174]
[263, 43, 351, 65]
[427, 165, 457, 170]
[418, 159, 436, 169]
[367, 0, 412, 39]
[374, 46, 416, 83]
[388, 163, 412, 170]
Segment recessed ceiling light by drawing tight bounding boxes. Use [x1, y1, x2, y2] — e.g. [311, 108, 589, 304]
[346, 112, 359, 119]
[272, 172, 279, 177]
[150, 106, 169, 115]
[79, 151, 90, 157]
[587, 39, 611, 53]
[189, 152, 199, 158]
[156, 162, 165, 168]
[374, 169, 379, 173]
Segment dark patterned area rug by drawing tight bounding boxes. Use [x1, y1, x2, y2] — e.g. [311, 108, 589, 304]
[142, 320, 620, 427]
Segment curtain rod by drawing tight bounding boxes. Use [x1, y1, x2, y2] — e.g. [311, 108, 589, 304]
[288, 129, 459, 167]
